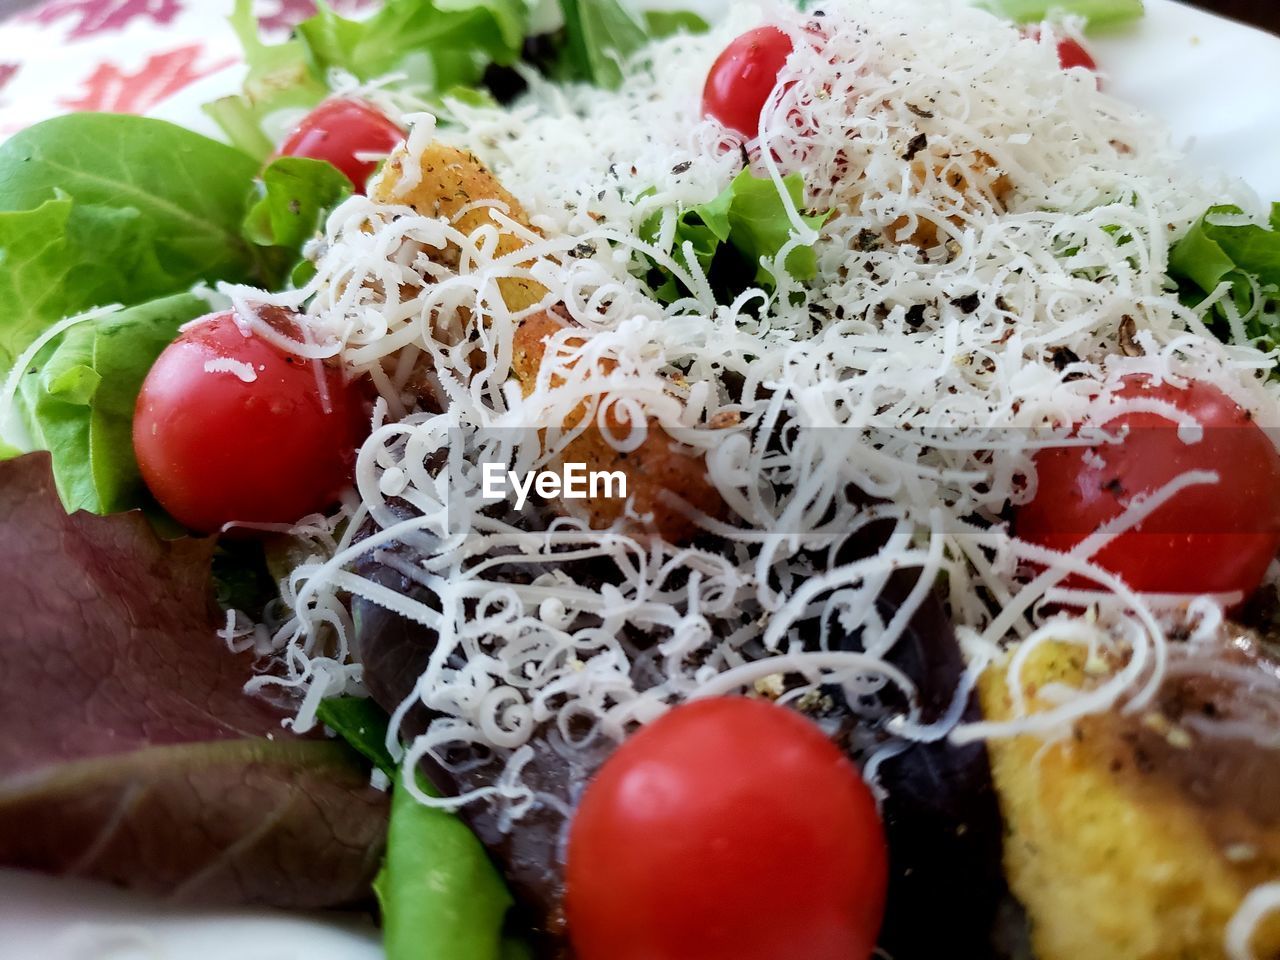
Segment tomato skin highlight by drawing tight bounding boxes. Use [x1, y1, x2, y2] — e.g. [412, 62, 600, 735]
[1016, 376, 1280, 600]
[565, 697, 888, 960]
[133, 308, 369, 533]
[701, 27, 795, 137]
[278, 99, 404, 193]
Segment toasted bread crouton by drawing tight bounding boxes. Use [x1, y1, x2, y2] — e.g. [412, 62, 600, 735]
[372, 142, 548, 314]
[979, 640, 1280, 960]
[512, 310, 723, 542]
[883, 150, 1012, 249]
[375, 146, 723, 542]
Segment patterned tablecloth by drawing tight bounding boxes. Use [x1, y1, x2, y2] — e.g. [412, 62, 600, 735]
[0, 0, 374, 140]
[2, 0, 1279, 143]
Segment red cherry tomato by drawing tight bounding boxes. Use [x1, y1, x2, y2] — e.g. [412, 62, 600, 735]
[133, 308, 369, 533]
[566, 697, 888, 960]
[278, 99, 404, 193]
[702, 26, 795, 137]
[1024, 27, 1099, 82]
[1054, 36, 1097, 72]
[1016, 375, 1280, 599]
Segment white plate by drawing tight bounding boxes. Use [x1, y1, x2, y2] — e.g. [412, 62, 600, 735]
[8, 1, 1280, 957]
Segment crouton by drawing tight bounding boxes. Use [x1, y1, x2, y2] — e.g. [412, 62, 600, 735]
[512, 310, 723, 542]
[377, 144, 723, 541]
[372, 143, 548, 314]
[979, 638, 1280, 960]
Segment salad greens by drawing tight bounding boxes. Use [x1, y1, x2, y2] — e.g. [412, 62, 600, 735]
[316, 695, 522, 960]
[0, 115, 276, 369]
[977, 0, 1144, 30]
[1169, 204, 1280, 352]
[0, 453, 389, 906]
[377, 767, 517, 960]
[205, 0, 330, 161]
[207, 0, 533, 160]
[18, 293, 210, 515]
[643, 169, 830, 303]
[546, 0, 707, 89]
[316, 696, 398, 776]
[0, 115, 347, 517]
[243, 156, 354, 251]
[554, 0, 649, 89]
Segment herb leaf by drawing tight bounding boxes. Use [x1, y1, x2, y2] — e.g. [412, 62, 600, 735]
[377, 766, 514, 960]
[17, 293, 209, 515]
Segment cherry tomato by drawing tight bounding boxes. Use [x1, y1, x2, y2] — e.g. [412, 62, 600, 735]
[1054, 36, 1098, 72]
[1024, 27, 1099, 80]
[702, 27, 795, 137]
[278, 99, 404, 193]
[565, 697, 888, 960]
[133, 308, 369, 533]
[1016, 375, 1280, 599]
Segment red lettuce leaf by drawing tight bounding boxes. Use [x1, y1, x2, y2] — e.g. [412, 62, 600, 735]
[0, 453, 387, 906]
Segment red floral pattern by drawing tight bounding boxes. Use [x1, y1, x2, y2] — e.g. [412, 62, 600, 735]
[0, 65, 18, 94]
[58, 44, 235, 115]
[24, 0, 183, 40]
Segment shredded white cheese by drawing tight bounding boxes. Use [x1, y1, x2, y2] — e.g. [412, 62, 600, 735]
[202, 357, 258, 383]
[240, 0, 1280, 877]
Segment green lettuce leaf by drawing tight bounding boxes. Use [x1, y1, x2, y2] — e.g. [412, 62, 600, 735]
[0, 114, 272, 373]
[643, 168, 829, 302]
[976, 0, 1144, 30]
[316, 700, 527, 959]
[377, 766, 515, 960]
[555, 0, 650, 88]
[315, 697, 397, 776]
[1168, 203, 1280, 351]
[16, 293, 210, 515]
[642, 9, 710, 38]
[0, 199, 154, 374]
[202, 0, 330, 160]
[549, 0, 705, 89]
[243, 155, 353, 251]
[299, 0, 528, 86]
[207, 0, 531, 159]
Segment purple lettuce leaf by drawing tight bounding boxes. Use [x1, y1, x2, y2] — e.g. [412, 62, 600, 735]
[0, 453, 388, 907]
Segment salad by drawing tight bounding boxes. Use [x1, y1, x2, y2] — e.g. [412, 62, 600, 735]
[4, 0, 1280, 958]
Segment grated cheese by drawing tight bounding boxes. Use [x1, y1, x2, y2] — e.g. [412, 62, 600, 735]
[238, 3, 1280, 909]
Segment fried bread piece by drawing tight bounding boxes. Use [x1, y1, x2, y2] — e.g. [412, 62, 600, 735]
[374, 143, 723, 541]
[372, 142, 549, 314]
[511, 310, 723, 541]
[886, 150, 1013, 249]
[979, 636, 1280, 960]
